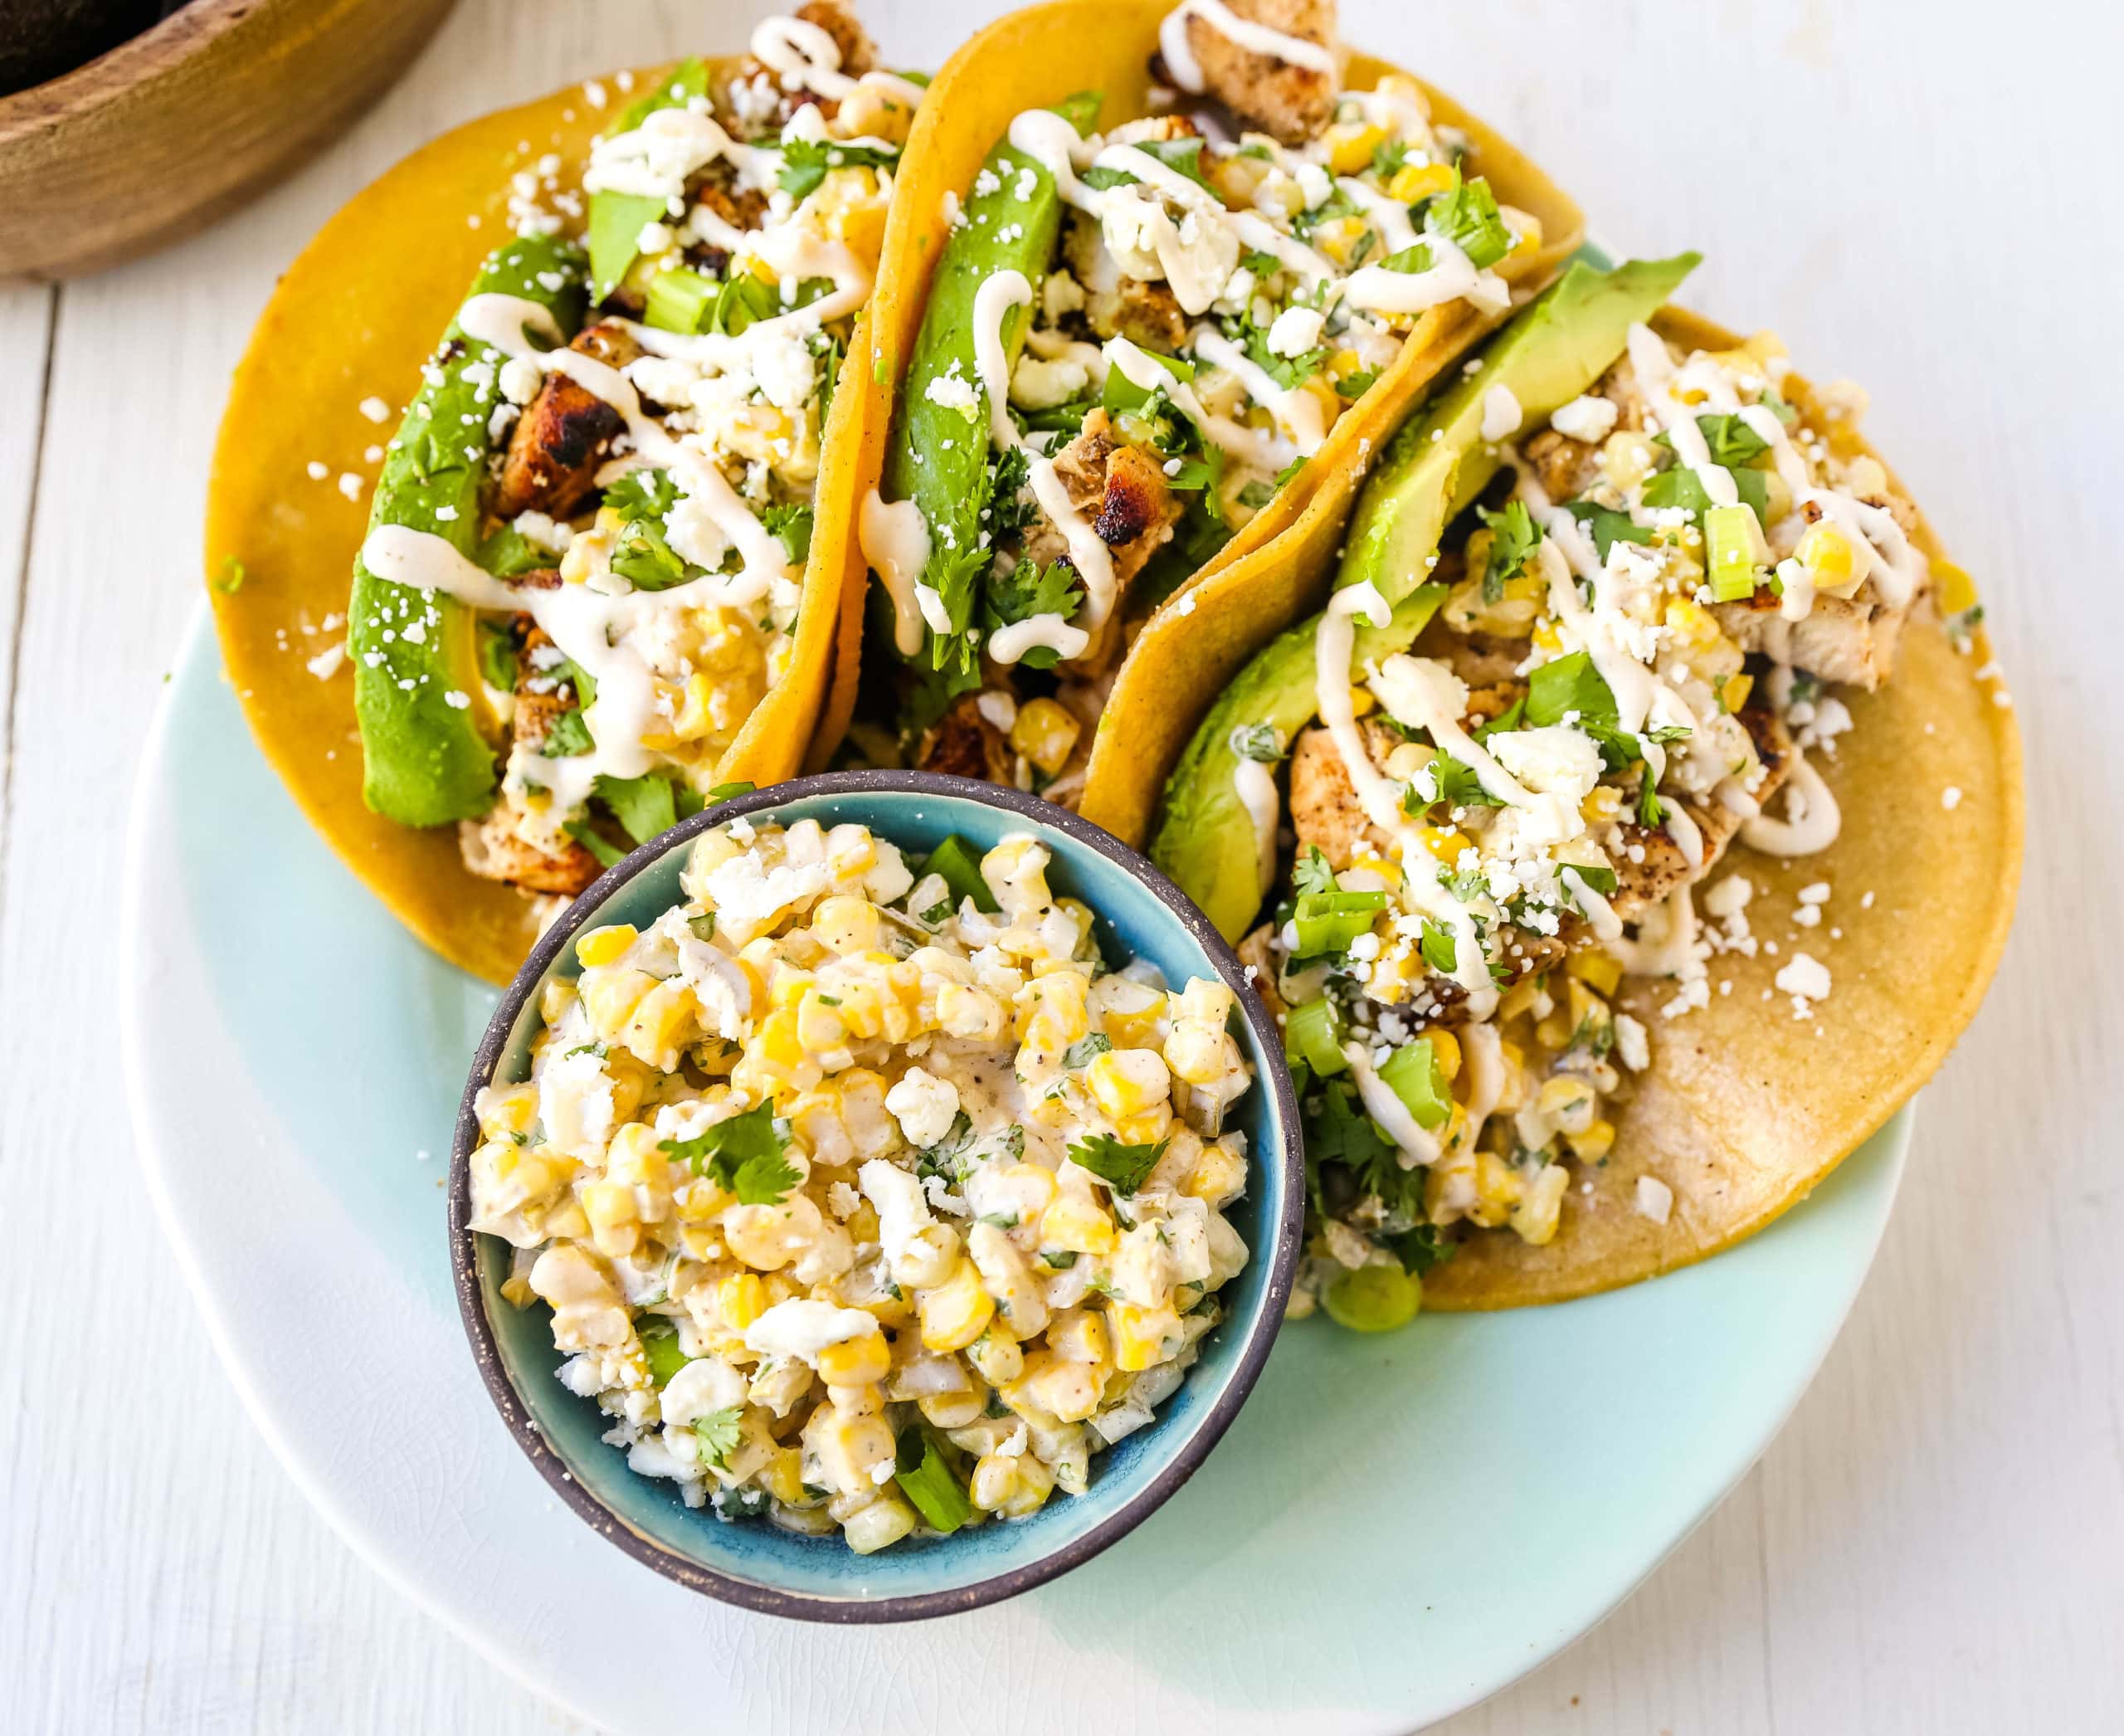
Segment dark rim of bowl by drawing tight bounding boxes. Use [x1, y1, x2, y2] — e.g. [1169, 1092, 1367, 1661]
[447, 769, 1303, 1624]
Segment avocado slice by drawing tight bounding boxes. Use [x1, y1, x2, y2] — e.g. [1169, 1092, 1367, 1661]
[877, 91, 1103, 680]
[350, 234, 587, 827]
[1152, 253, 1701, 940]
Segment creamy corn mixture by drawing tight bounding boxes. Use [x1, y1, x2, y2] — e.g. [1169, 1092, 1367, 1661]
[468, 819, 1255, 1551]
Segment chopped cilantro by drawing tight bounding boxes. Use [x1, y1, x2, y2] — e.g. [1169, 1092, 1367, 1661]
[1292, 843, 1337, 898]
[542, 708, 594, 757]
[1063, 1033, 1113, 1069]
[1066, 1133, 1168, 1197]
[759, 502, 815, 563]
[1566, 500, 1655, 563]
[1230, 722, 1284, 763]
[693, 1406, 743, 1470]
[657, 1103, 800, 1205]
[1477, 498, 1542, 602]
[593, 772, 677, 845]
[1636, 763, 1668, 827]
[777, 139, 898, 199]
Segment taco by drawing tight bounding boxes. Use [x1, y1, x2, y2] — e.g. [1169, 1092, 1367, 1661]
[823, 0, 1581, 802]
[207, 5, 925, 985]
[1131, 255, 2020, 1317]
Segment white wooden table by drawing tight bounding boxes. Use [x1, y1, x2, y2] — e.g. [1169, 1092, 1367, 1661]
[4, 0, 2117, 1729]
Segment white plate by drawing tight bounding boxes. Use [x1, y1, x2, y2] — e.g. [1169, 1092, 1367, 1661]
[125, 607, 1908, 1734]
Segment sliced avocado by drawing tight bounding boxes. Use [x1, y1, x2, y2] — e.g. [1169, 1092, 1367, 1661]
[1337, 251, 1702, 607]
[1154, 585, 1445, 940]
[350, 234, 587, 827]
[1152, 254, 1700, 940]
[879, 90, 1103, 667]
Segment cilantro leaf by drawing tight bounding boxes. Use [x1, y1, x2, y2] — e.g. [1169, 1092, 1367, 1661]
[777, 139, 898, 200]
[657, 1104, 799, 1204]
[1419, 919, 1459, 974]
[1654, 412, 1769, 469]
[593, 772, 678, 845]
[1525, 651, 1620, 732]
[693, 1405, 743, 1470]
[604, 467, 680, 524]
[542, 708, 594, 757]
[1067, 1133, 1168, 1196]
[1566, 500, 1655, 563]
[1063, 1033, 1113, 1069]
[982, 558, 1083, 669]
[1292, 843, 1337, 898]
[1382, 1222, 1455, 1276]
[1636, 762, 1669, 827]
[1477, 498, 1542, 602]
[759, 502, 815, 563]
[1229, 722, 1284, 763]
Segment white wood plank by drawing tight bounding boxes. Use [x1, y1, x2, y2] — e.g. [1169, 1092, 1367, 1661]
[2, 0, 2118, 1731]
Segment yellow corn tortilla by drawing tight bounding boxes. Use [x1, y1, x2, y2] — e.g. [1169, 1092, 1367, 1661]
[808, 0, 1583, 767]
[1099, 303, 2024, 1306]
[207, 61, 899, 986]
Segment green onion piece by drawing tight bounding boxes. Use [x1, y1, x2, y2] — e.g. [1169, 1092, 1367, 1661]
[919, 834, 1000, 914]
[894, 1426, 973, 1534]
[1323, 1262, 1422, 1332]
[1284, 997, 1348, 1079]
[1291, 887, 1389, 958]
[1377, 1037, 1451, 1129]
[1703, 503, 1766, 602]
[644, 266, 721, 334]
[636, 1320, 692, 1386]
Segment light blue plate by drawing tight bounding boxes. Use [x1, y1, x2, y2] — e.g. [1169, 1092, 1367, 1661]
[456, 776, 1302, 1618]
[128, 610, 1908, 1734]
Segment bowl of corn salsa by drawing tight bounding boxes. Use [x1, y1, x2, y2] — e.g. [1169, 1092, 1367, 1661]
[450, 771, 1302, 1621]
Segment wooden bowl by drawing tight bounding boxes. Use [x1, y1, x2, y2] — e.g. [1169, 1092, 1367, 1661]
[0, 0, 457, 283]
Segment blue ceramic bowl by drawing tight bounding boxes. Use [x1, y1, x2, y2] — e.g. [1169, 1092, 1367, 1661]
[448, 771, 1303, 1622]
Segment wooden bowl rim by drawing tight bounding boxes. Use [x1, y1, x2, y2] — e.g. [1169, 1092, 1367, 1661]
[0, 0, 286, 137]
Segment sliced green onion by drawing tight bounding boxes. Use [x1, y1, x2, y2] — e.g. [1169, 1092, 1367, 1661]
[918, 834, 999, 914]
[1284, 997, 1347, 1079]
[636, 1319, 692, 1386]
[1377, 1037, 1451, 1129]
[1292, 887, 1389, 958]
[644, 266, 720, 334]
[1323, 1263, 1421, 1332]
[894, 1426, 972, 1534]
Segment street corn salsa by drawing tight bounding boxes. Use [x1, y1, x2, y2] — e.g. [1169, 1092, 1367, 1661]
[468, 817, 1255, 1551]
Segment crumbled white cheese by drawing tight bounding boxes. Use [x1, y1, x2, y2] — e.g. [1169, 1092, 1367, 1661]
[1550, 393, 1618, 443]
[1634, 1175, 1673, 1224]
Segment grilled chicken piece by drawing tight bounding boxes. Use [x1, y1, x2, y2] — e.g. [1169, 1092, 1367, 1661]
[494, 322, 645, 519]
[1159, 0, 1341, 146]
[1605, 703, 1791, 920]
[1022, 409, 1181, 673]
[919, 695, 1015, 783]
[1712, 588, 1914, 690]
[720, 1, 877, 134]
[1288, 719, 1397, 869]
[1064, 218, 1191, 351]
[460, 812, 602, 896]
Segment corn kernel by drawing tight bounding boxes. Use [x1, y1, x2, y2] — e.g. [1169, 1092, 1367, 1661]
[579, 968, 655, 1042]
[477, 1083, 538, 1140]
[1182, 1139, 1248, 1208]
[1425, 1026, 1462, 1083]
[1010, 697, 1082, 777]
[1932, 558, 1979, 615]
[1797, 519, 1858, 590]
[1087, 1046, 1172, 1119]
[1420, 825, 1470, 863]
[816, 1329, 890, 1387]
[1387, 158, 1456, 203]
[971, 1452, 1019, 1512]
[1566, 949, 1623, 997]
[761, 1446, 805, 1504]
[1567, 1117, 1616, 1162]
[719, 1272, 766, 1333]
[1040, 1192, 1117, 1256]
[1108, 1302, 1182, 1373]
[811, 895, 882, 956]
[575, 924, 638, 969]
[918, 1257, 995, 1353]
